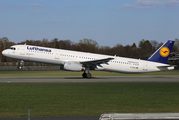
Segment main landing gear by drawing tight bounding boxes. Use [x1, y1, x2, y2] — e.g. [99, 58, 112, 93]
[82, 72, 92, 78]
[82, 67, 92, 78]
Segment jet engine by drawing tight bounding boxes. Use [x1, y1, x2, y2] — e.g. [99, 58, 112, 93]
[63, 62, 84, 71]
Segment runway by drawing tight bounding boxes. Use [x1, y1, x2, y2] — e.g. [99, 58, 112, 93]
[0, 75, 179, 83]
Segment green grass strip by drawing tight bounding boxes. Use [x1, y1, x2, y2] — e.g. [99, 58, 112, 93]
[0, 83, 179, 118]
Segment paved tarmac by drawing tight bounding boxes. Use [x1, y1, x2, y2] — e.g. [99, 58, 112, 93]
[0, 75, 179, 83]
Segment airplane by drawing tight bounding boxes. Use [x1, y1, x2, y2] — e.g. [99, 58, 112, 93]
[2, 40, 175, 78]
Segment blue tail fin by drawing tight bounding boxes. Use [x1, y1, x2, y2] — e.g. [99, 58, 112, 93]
[147, 40, 175, 64]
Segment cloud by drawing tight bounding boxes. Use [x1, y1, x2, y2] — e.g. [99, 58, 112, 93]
[68, 4, 86, 7]
[136, 0, 161, 6]
[68, 5, 73, 7]
[107, 5, 112, 8]
[0, 1, 7, 7]
[0, 3, 5, 7]
[118, 0, 179, 10]
[30, 3, 47, 7]
[117, 15, 124, 18]
[43, 20, 62, 23]
[160, 0, 179, 7]
[118, 4, 150, 10]
[14, 4, 24, 8]
[137, 0, 179, 7]
[31, 10, 46, 13]
[0, 2, 24, 8]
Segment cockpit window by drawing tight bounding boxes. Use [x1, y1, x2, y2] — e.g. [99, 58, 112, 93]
[9, 47, 16, 50]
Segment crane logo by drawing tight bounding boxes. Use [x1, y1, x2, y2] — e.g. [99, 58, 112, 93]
[160, 47, 170, 57]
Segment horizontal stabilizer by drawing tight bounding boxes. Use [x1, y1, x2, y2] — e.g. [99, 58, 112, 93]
[157, 66, 175, 71]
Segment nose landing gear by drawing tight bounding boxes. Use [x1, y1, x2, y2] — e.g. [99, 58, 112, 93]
[17, 60, 24, 70]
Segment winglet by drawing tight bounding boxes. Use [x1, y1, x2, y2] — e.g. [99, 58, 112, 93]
[147, 40, 175, 64]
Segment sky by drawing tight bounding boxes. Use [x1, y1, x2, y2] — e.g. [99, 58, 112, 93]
[0, 0, 179, 47]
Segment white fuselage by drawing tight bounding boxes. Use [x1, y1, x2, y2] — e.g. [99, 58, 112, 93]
[2, 45, 173, 73]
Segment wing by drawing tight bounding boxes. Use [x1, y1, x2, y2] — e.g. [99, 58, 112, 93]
[80, 57, 114, 68]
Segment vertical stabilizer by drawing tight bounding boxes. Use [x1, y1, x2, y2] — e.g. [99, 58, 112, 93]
[147, 40, 175, 64]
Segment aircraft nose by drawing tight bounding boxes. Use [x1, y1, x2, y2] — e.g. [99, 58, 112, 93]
[2, 50, 7, 56]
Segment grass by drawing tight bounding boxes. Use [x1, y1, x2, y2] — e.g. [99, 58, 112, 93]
[0, 83, 179, 118]
[0, 70, 179, 118]
[0, 70, 179, 77]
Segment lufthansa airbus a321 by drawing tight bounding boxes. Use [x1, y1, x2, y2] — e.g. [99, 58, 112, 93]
[2, 40, 175, 78]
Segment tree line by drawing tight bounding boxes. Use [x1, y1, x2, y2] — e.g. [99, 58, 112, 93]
[0, 37, 179, 63]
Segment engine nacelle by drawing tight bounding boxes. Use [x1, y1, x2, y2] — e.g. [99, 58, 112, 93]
[63, 62, 84, 71]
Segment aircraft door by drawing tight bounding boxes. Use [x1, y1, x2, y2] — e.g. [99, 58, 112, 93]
[55, 50, 60, 59]
[20, 46, 25, 55]
[143, 62, 148, 71]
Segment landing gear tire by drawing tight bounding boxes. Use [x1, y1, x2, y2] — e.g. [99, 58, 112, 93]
[82, 72, 92, 78]
[86, 73, 92, 78]
[82, 73, 87, 78]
